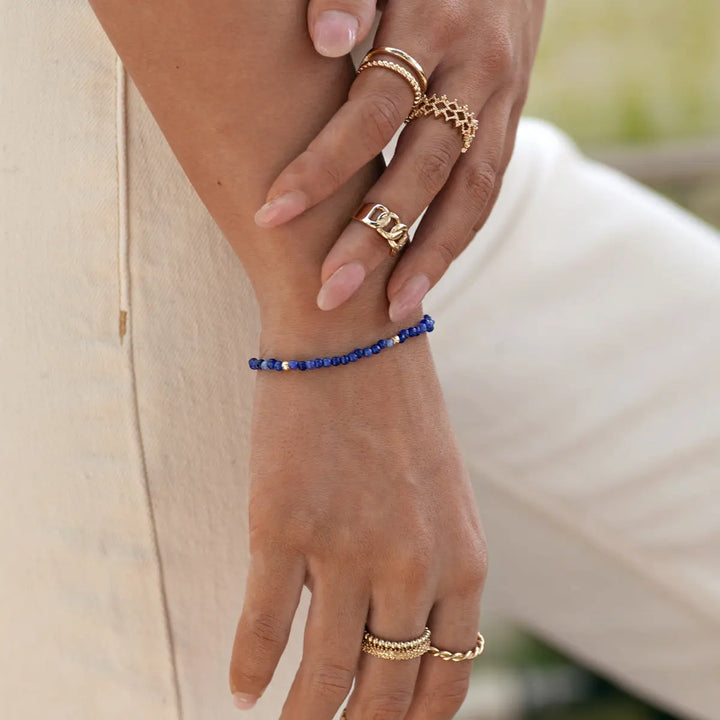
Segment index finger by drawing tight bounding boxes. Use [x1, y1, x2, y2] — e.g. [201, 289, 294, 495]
[254, 46, 438, 229]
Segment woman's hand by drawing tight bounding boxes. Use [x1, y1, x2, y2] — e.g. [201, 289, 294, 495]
[229, 328, 488, 720]
[254, 0, 545, 321]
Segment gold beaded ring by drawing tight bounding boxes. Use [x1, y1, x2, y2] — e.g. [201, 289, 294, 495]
[360, 46, 428, 94]
[361, 626, 432, 660]
[356, 59, 424, 114]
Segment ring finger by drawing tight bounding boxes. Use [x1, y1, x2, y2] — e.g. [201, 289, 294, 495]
[385, 94, 520, 318]
[405, 592, 484, 720]
[316, 72, 493, 312]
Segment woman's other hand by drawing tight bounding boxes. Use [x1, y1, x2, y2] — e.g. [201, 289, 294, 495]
[255, 0, 545, 321]
[229, 328, 488, 720]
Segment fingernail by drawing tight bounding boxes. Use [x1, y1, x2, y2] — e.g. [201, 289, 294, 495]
[254, 190, 307, 227]
[388, 274, 431, 322]
[233, 692, 257, 710]
[313, 11, 358, 57]
[317, 262, 366, 311]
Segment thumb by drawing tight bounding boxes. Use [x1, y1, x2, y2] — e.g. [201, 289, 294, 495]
[307, 0, 377, 57]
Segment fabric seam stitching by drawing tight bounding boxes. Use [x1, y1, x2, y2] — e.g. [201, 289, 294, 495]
[116, 56, 185, 720]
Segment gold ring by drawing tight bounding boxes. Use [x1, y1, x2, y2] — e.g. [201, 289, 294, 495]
[361, 626, 431, 660]
[428, 632, 485, 662]
[407, 93, 479, 153]
[361, 46, 428, 94]
[352, 202, 410, 256]
[356, 59, 424, 112]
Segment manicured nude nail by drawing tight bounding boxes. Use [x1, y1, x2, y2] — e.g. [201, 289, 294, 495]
[233, 692, 257, 710]
[388, 274, 431, 322]
[254, 190, 307, 227]
[313, 10, 358, 57]
[316, 262, 366, 311]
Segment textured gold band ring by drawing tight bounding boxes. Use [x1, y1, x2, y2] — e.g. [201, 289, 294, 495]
[361, 46, 428, 93]
[352, 202, 410, 256]
[407, 93, 479, 153]
[428, 632, 486, 662]
[361, 626, 432, 660]
[356, 59, 424, 116]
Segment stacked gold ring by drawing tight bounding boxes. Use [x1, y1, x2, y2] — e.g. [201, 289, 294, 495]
[356, 59, 424, 110]
[407, 93, 479, 153]
[361, 46, 428, 93]
[355, 46, 478, 152]
[361, 626, 432, 660]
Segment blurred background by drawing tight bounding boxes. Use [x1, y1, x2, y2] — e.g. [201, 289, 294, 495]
[461, 2, 719, 718]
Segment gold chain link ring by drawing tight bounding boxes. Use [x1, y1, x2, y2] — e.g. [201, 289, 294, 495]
[352, 202, 410, 256]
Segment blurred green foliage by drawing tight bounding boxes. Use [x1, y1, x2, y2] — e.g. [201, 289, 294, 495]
[525, 0, 720, 147]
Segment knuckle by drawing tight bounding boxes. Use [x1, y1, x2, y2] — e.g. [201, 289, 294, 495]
[245, 610, 287, 650]
[419, 674, 471, 718]
[305, 147, 343, 193]
[363, 92, 404, 144]
[465, 161, 496, 208]
[415, 139, 457, 197]
[307, 662, 355, 700]
[432, 237, 458, 270]
[363, 688, 414, 720]
[452, 544, 489, 595]
[231, 665, 270, 693]
[482, 28, 515, 76]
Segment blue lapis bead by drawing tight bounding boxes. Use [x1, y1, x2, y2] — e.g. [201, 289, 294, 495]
[348, 352, 357, 362]
[340, 355, 349, 364]
[354, 348, 363, 358]
[275, 362, 283, 371]
[362, 347, 372, 357]
[268, 358, 278, 367]
[408, 326, 418, 337]
[314, 358, 323, 368]
[418, 322, 427, 333]
[323, 357, 332, 367]
[288, 360, 299, 370]
[371, 344, 381, 354]
[306, 360, 316, 369]
[330, 356, 340, 366]
[248, 358, 257, 369]
[426, 321, 434, 332]
[378, 338, 389, 348]
[399, 329, 408, 342]
[260, 360, 269, 370]
[299, 361, 307, 371]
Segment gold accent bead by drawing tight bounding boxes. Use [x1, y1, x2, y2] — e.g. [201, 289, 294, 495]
[281, 361, 290, 371]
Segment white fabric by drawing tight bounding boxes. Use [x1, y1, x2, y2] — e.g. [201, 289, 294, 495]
[1, 3, 719, 719]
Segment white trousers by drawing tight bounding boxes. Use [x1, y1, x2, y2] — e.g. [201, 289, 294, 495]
[1, 3, 719, 719]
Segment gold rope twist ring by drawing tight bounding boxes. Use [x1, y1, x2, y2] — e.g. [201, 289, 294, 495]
[428, 632, 485, 662]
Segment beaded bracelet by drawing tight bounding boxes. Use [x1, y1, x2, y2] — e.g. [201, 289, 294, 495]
[249, 314, 435, 372]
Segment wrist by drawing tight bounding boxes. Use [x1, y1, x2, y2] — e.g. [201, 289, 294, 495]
[257, 264, 425, 358]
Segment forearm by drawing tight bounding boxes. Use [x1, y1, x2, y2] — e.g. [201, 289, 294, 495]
[88, 0, 399, 353]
